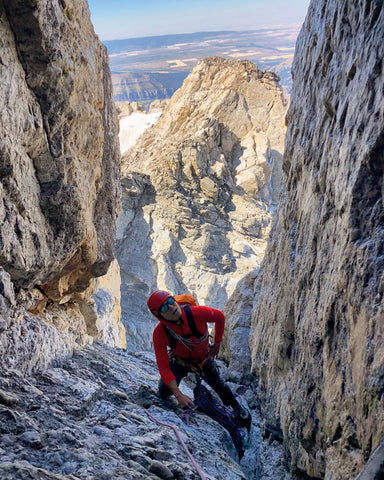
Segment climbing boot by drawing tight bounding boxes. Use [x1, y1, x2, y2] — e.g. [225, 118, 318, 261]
[233, 403, 252, 432]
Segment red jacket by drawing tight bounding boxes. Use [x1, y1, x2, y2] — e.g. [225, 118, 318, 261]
[153, 305, 225, 386]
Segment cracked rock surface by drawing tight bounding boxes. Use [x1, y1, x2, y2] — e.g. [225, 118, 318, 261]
[0, 342, 291, 480]
[245, 0, 384, 478]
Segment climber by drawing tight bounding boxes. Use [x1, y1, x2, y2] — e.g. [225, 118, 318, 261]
[147, 290, 251, 429]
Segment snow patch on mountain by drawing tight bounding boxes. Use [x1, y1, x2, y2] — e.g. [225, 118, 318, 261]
[119, 112, 161, 154]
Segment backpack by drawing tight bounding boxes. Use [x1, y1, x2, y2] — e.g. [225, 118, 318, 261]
[173, 294, 197, 307]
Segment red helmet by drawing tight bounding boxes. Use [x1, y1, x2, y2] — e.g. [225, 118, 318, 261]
[147, 290, 172, 317]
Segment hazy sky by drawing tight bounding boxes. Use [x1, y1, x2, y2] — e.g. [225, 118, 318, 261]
[87, 0, 311, 40]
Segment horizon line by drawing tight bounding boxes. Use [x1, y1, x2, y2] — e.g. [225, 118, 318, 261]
[100, 23, 303, 43]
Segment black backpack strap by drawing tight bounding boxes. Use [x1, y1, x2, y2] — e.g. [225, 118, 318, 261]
[163, 325, 177, 350]
[163, 306, 205, 351]
[183, 305, 204, 339]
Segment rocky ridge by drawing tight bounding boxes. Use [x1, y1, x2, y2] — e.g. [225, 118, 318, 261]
[223, 0, 384, 478]
[118, 57, 287, 351]
[0, 0, 124, 373]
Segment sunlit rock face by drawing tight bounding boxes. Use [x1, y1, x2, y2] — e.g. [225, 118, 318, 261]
[118, 57, 287, 351]
[0, 0, 122, 372]
[92, 260, 126, 349]
[248, 1, 384, 478]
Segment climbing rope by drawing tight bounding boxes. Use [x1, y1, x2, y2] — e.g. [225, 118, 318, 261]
[145, 409, 207, 480]
[164, 325, 209, 351]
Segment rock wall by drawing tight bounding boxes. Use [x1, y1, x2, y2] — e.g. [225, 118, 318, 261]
[118, 57, 287, 351]
[249, 1, 384, 478]
[221, 270, 258, 383]
[92, 260, 126, 348]
[0, 0, 123, 373]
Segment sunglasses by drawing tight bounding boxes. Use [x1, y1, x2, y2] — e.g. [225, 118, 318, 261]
[159, 297, 176, 313]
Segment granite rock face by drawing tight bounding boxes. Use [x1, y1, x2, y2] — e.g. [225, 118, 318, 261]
[249, 1, 384, 478]
[0, 0, 123, 372]
[118, 57, 287, 351]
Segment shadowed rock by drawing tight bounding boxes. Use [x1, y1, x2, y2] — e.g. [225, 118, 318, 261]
[247, 1, 384, 478]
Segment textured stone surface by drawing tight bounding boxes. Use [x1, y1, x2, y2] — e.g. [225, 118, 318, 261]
[92, 260, 126, 348]
[0, 0, 122, 371]
[0, 341, 292, 480]
[118, 57, 287, 351]
[355, 439, 384, 480]
[248, 1, 384, 478]
[0, 0, 120, 293]
[221, 270, 259, 383]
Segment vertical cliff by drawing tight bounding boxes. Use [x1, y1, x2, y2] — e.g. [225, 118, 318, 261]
[0, 0, 123, 372]
[249, 1, 384, 478]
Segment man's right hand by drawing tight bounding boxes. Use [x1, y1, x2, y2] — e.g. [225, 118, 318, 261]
[167, 380, 195, 409]
[175, 392, 195, 409]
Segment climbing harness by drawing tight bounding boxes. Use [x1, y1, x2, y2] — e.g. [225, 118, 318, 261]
[145, 409, 207, 480]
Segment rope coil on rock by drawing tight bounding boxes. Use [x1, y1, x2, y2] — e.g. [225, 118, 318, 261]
[145, 409, 206, 480]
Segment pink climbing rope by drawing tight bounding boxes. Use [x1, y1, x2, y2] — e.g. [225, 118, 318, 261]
[145, 409, 207, 480]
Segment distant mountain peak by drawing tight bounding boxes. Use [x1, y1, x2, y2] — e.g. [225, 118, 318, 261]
[116, 57, 287, 351]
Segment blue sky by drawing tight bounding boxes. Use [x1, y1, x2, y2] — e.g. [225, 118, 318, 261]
[87, 0, 311, 40]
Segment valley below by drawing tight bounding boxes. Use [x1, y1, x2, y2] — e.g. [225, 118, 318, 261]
[105, 27, 299, 105]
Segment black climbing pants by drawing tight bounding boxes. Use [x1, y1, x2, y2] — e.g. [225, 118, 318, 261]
[158, 358, 238, 408]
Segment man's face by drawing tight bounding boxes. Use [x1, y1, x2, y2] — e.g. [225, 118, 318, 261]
[159, 297, 182, 322]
